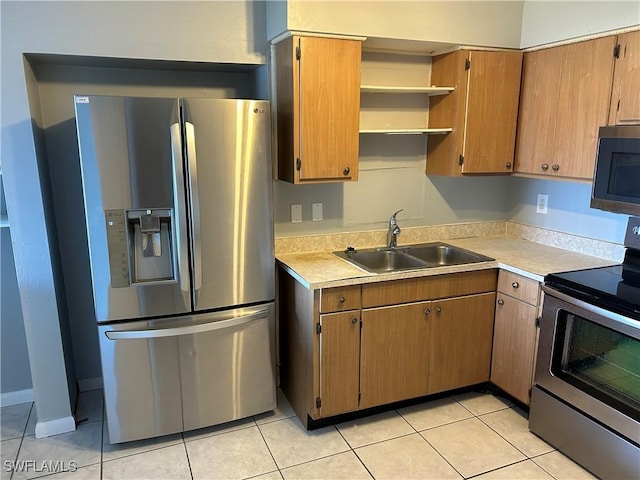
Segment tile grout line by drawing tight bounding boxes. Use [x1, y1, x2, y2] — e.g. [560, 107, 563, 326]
[254, 418, 284, 478]
[180, 433, 195, 480]
[333, 423, 376, 480]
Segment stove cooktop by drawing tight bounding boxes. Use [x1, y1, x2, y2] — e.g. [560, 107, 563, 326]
[545, 250, 640, 320]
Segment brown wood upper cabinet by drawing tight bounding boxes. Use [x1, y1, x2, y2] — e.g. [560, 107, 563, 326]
[274, 35, 362, 183]
[427, 49, 523, 176]
[515, 37, 616, 179]
[609, 30, 640, 126]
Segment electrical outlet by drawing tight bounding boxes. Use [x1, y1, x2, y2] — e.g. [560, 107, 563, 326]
[312, 203, 323, 221]
[291, 204, 302, 223]
[536, 194, 548, 214]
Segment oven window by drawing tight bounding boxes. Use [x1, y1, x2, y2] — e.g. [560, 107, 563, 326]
[552, 311, 640, 421]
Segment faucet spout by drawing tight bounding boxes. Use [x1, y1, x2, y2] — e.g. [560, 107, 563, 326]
[387, 209, 403, 248]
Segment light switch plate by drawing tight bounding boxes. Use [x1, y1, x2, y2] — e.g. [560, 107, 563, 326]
[291, 204, 302, 223]
[536, 194, 548, 214]
[312, 203, 323, 222]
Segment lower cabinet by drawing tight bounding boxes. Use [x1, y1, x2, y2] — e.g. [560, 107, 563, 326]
[318, 311, 360, 417]
[278, 267, 497, 427]
[429, 293, 496, 394]
[360, 301, 431, 409]
[490, 270, 541, 405]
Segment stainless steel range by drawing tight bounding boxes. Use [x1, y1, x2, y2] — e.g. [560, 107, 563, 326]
[530, 216, 640, 479]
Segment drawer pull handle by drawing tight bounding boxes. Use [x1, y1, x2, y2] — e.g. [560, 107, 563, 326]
[351, 317, 358, 324]
[424, 308, 431, 317]
[338, 296, 345, 303]
[435, 306, 442, 314]
[512, 282, 519, 289]
[497, 299, 504, 306]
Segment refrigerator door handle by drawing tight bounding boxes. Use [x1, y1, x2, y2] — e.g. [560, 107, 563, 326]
[185, 121, 203, 296]
[104, 308, 270, 340]
[170, 122, 190, 295]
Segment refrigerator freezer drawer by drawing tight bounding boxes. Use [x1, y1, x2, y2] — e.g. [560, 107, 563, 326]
[99, 303, 276, 443]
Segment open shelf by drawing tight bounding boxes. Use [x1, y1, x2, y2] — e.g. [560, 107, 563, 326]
[359, 128, 452, 135]
[361, 85, 454, 95]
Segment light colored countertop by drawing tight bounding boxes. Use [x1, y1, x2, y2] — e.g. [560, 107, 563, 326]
[276, 235, 619, 289]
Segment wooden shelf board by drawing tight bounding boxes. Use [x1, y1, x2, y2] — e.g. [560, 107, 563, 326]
[359, 128, 452, 135]
[360, 85, 454, 95]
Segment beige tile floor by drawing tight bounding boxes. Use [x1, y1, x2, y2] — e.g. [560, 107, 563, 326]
[1, 389, 598, 480]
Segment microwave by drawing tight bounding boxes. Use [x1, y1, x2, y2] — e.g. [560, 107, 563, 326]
[591, 125, 640, 216]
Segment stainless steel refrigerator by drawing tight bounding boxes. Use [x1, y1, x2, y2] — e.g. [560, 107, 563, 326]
[74, 95, 275, 443]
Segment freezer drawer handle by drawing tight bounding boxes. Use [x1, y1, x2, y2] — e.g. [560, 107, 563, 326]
[104, 309, 269, 340]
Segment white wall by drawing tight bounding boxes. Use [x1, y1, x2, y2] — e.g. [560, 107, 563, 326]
[521, 1, 640, 48]
[286, 1, 524, 48]
[1, 0, 267, 432]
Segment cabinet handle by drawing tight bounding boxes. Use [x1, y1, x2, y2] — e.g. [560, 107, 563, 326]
[338, 296, 345, 303]
[424, 308, 431, 317]
[512, 281, 519, 289]
[552, 164, 560, 172]
[497, 299, 504, 306]
[343, 167, 350, 176]
[351, 317, 358, 324]
[541, 163, 549, 171]
[505, 162, 512, 169]
[435, 306, 442, 314]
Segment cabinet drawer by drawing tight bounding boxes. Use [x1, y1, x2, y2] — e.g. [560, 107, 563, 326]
[320, 285, 362, 313]
[497, 270, 539, 306]
[362, 270, 497, 308]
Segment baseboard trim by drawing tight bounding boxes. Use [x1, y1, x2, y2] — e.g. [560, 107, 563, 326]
[77, 377, 103, 392]
[0, 388, 34, 406]
[35, 416, 76, 438]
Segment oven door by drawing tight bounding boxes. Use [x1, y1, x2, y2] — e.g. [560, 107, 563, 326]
[535, 287, 640, 445]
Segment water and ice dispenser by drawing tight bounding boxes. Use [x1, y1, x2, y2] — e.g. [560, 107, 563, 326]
[105, 208, 176, 287]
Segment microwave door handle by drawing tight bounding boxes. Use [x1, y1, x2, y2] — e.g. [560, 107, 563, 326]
[170, 122, 190, 296]
[104, 309, 270, 340]
[184, 121, 203, 297]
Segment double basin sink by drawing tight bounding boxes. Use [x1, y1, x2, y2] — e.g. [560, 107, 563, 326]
[333, 242, 494, 274]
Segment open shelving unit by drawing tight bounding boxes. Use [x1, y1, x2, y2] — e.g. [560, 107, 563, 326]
[359, 51, 455, 136]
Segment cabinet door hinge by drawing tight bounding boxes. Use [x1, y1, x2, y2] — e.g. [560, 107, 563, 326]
[458, 155, 464, 166]
[358, 392, 361, 405]
[465, 58, 471, 70]
[316, 322, 321, 334]
[296, 157, 301, 171]
[617, 99, 621, 112]
[614, 43, 621, 59]
[535, 316, 541, 327]
[315, 397, 321, 408]
[296, 46, 301, 61]
[528, 387, 533, 399]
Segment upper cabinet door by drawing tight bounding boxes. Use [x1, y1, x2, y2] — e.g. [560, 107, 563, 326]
[463, 50, 523, 174]
[514, 47, 564, 176]
[426, 49, 522, 176]
[609, 30, 640, 125]
[515, 37, 615, 179]
[553, 36, 615, 179]
[275, 35, 361, 184]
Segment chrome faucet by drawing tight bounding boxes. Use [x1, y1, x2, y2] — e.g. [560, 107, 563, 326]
[387, 209, 403, 248]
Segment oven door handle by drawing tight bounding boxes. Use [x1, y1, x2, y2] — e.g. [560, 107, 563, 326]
[542, 285, 639, 332]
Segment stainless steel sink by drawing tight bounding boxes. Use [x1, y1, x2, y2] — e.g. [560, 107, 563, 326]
[338, 249, 427, 273]
[406, 243, 493, 266]
[333, 242, 493, 273]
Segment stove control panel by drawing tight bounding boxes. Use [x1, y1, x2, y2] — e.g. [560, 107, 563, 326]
[624, 216, 640, 250]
